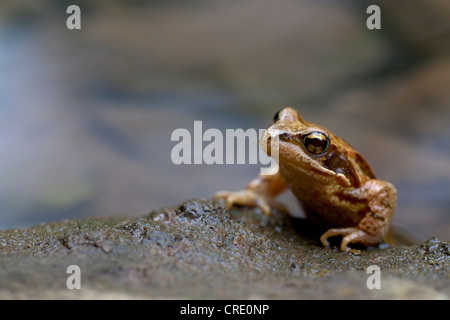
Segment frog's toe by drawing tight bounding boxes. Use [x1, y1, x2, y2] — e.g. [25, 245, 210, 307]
[320, 227, 360, 250]
[340, 229, 370, 251]
[213, 191, 233, 200]
[342, 231, 383, 251]
[321, 227, 382, 251]
[213, 190, 272, 216]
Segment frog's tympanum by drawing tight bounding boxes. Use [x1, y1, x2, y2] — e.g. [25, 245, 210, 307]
[214, 108, 396, 251]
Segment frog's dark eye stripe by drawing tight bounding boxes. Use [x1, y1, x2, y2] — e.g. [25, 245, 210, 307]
[303, 132, 329, 155]
[273, 109, 282, 123]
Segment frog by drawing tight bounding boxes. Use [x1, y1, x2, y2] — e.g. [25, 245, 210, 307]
[214, 107, 397, 251]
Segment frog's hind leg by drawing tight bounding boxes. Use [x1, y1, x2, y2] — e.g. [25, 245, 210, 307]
[320, 180, 397, 251]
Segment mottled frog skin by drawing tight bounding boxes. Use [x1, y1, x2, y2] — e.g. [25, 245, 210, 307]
[215, 108, 397, 251]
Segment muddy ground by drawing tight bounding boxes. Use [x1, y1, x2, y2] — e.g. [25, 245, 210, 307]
[0, 198, 448, 299]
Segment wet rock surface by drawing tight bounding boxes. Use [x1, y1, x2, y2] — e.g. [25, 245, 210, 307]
[0, 1, 449, 242]
[0, 199, 448, 299]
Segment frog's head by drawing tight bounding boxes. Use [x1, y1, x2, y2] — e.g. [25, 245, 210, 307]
[260, 108, 374, 187]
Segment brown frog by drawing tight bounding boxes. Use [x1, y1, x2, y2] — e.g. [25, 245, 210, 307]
[214, 107, 397, 251]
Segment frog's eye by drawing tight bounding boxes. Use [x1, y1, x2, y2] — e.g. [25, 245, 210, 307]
[273, 109, 282, 123]
[303, 132, 329, 155]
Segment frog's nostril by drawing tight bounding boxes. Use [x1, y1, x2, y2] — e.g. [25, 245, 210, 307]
[278, 132, 291, 141]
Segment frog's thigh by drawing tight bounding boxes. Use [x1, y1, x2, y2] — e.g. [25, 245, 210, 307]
[357, 180, 396, 238]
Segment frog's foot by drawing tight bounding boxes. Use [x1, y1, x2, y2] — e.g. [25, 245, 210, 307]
[320, 227, 381, 252]
[213, 190, 272, 216]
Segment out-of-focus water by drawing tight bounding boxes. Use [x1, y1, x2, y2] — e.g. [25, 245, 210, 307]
[0, 0, 449, 241]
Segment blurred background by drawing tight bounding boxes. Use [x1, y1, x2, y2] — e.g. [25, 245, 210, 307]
[0, 0, 448, 241]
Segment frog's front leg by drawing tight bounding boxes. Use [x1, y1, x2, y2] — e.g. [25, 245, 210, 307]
[320, 180, 397, 251]
[213, 168, 287, 216]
